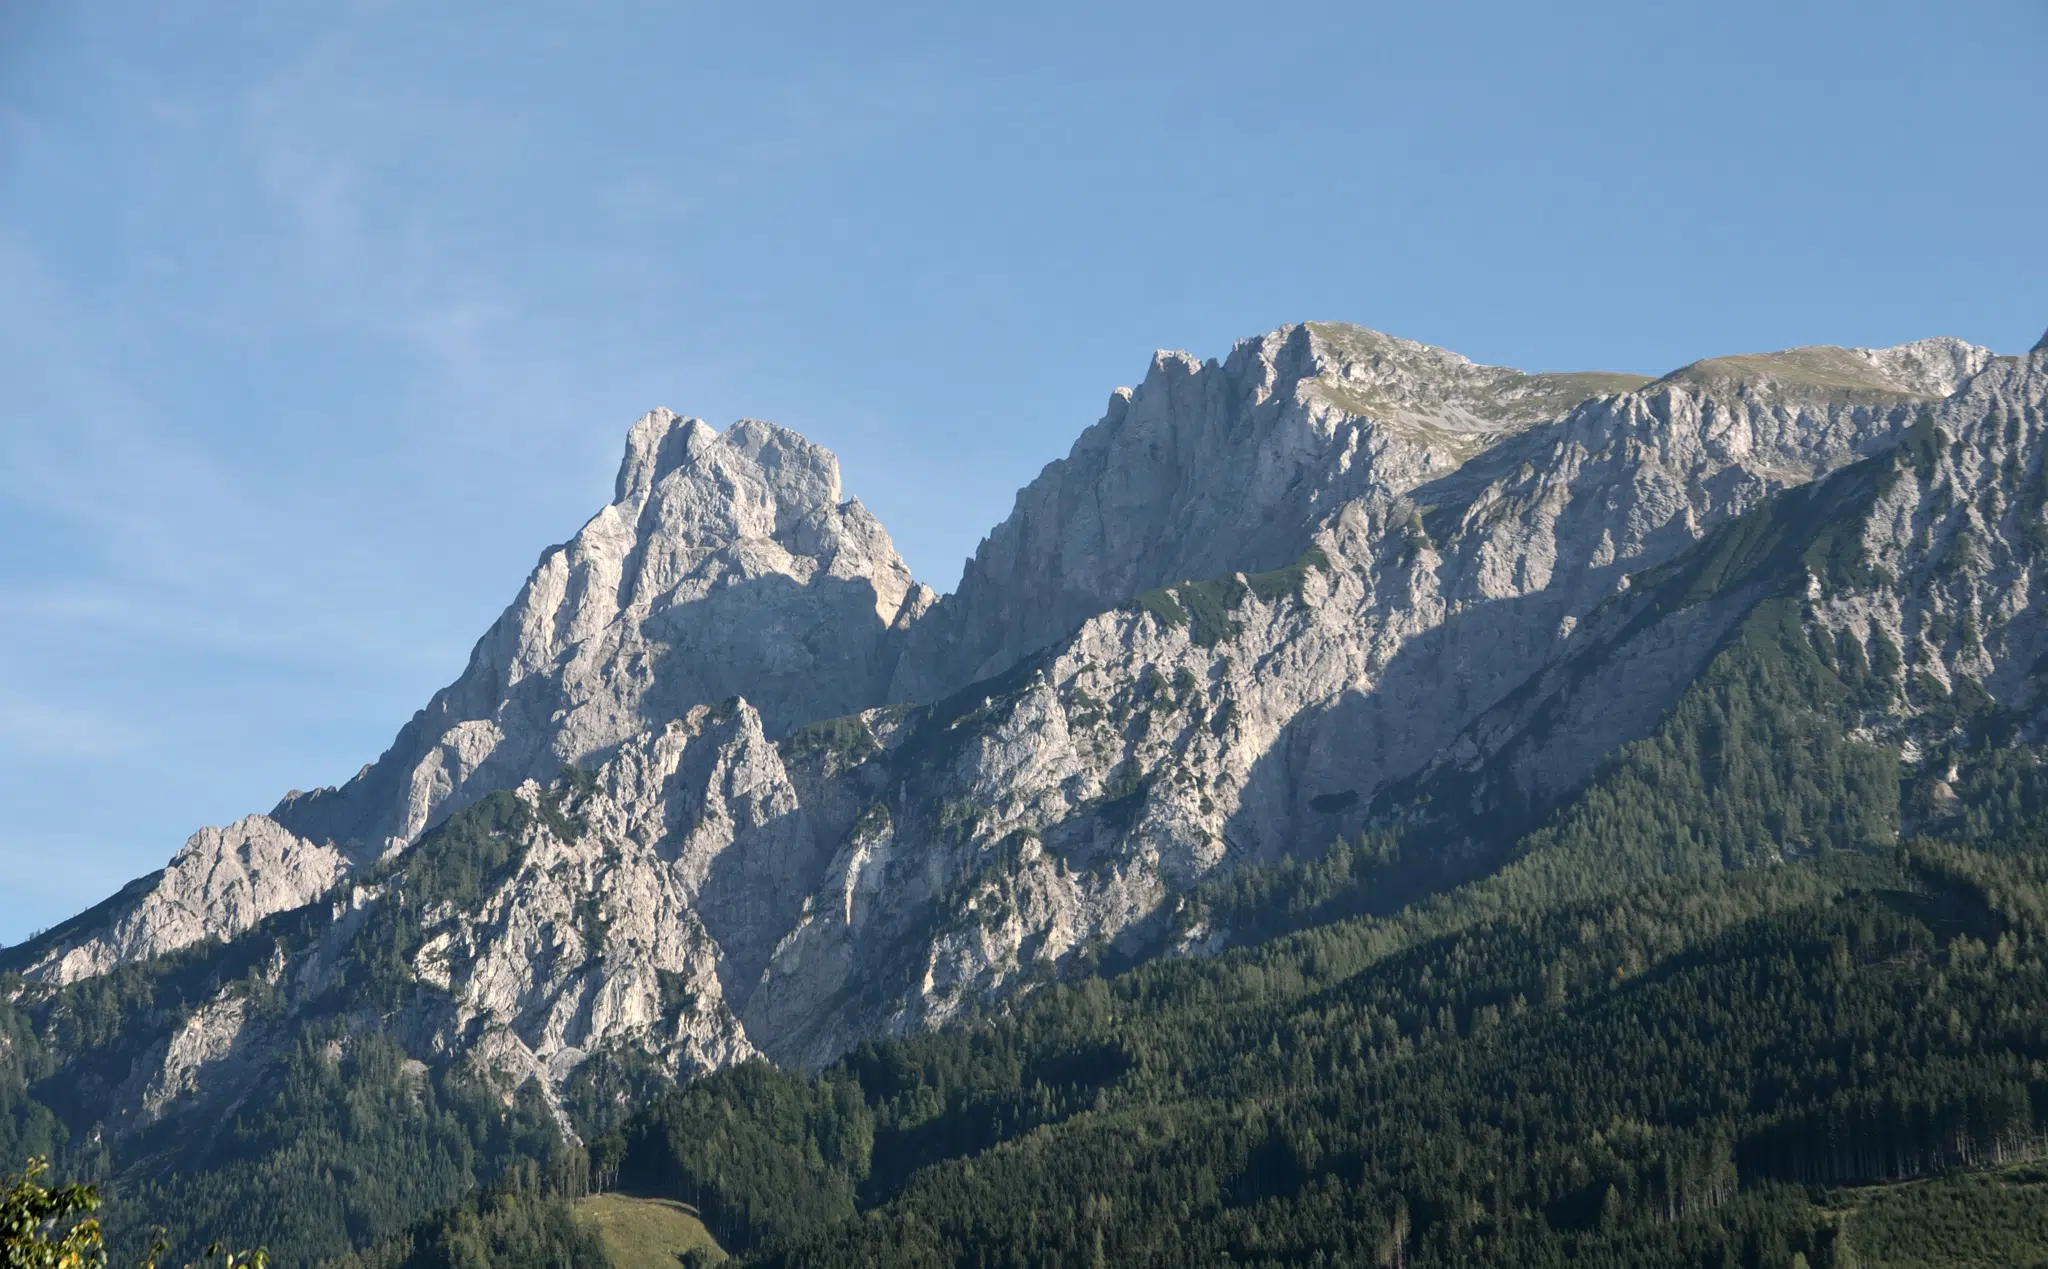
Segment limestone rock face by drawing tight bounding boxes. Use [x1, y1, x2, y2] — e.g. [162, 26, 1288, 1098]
[276, 411, 917, 858]
[124, 994, 254, 1130]
[1391, 344, 2048, 836]
[1819, 348, 2048, 726]
[13, 321, 2044, 1126]
[381, 700, 818, 1090]
[886, 326, 1984, 703]
[21, 815, 346, 985]
[886, 325, 1649, 701]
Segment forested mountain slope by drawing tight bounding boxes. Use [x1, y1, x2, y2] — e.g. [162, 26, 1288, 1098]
[337, 401, 2048, 1262]
[3, 321, 2044, 1266]
[601, 836, 2048, 1269]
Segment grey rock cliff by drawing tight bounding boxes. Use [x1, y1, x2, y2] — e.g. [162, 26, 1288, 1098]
[886, 326, 1985, 703]
[1396, 341, 2048, 840]
[887, 324, 1659, 701]
[277, 411, 917, 856]
[18, 412, 914, 986]
[22, 816, 346, 985]
[13, 322, 2041, 1121]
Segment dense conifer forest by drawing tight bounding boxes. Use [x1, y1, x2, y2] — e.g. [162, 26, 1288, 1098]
[312, 820, 2048, 1267]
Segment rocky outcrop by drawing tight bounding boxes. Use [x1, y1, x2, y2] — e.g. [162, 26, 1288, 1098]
[886, 325, 1656, 702]
[13, 321, 2041, 1121]
[1822, 348, 2048, 718]
[884, 328, 1986, 705]
[273, 411, 918, 861]
[124, 994, 255, 1129]
[20, 816, 346, 985]
[329, 696, 853, 1090]
[1381, 343, 2048, 843]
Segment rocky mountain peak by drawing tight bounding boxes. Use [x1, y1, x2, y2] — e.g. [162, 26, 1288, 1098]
[6, 415, 923, 984]
[318, 413, 916, 844]
[608, 412, 888, 595]
[891, 324, 1666, 702]
[614, 408, 713, 506]
[14, 317, 2040, 1116]
[616, 410, 842, 514]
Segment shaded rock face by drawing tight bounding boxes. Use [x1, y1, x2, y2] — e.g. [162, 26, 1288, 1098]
[13, 323, 2043, 1112]
[1386, 347, 2048, 837]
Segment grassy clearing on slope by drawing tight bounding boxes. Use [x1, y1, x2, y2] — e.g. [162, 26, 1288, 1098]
[574, 1194, 725, 1268]
[1655, 347, 1936, 405]
[1514, 369, 1654, 414]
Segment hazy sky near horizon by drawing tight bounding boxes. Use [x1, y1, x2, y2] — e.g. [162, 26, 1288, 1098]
[1, 1, 2044, 943]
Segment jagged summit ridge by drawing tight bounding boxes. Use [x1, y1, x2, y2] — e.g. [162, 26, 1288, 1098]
[3, 319, 2025, 1092]
[11, 412, 920, 985]
[276, 409, 920, 852]
[888, 322, 1643, 701]
[887, 322, 1992, 702]
[612, 411, 872, 561]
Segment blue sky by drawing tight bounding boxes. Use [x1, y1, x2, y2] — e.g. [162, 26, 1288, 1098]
[1, 1, 2043, 944]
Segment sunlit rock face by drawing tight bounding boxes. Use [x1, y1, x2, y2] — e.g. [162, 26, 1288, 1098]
[17, 322, 2042, 1114]
[274, 410, 922, 857]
